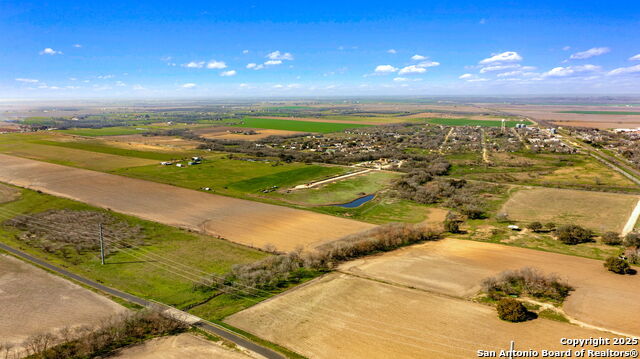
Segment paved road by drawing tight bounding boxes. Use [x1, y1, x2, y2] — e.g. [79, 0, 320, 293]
[0, 242, 284, 359]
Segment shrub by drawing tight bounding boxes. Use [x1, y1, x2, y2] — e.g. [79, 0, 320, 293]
[482, 267, 573, 303]
[624, 232, 640, 247]
[527, 222, 543, 233]
[604, 257, 631, 274]
[496, 298, 529, 322]
[495, 212, 510, 223]
[556, 224, 593, 245]
[601, 232, 622, 246]
[545, 222, 556, 231]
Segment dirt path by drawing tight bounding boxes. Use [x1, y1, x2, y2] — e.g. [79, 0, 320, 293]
[439, 127, 454, 153]
[0, 154, 374, 251]
[622, 199, 640, 235]
[293, 169, 372, 189]
[480, 129, 490, 163]
[511, 127, 530, 149]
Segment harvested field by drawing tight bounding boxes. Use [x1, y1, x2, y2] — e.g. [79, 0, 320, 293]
[226, 273, 621, 359]
[113, 333, 252, 359]
[193, 126, 303, 140]
[0, 254, 126, 350]
[341, 239, 640, 336]
[92, 134, 200, 151]
[0, 183, 19, 203]
[0, 154, 373, 251]
[250, 116, 386, 125]
[0, 142, 157, 171]
[501, 187, 638, 232]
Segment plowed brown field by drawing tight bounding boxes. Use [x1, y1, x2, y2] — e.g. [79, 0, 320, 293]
[0, 154, 373, 251]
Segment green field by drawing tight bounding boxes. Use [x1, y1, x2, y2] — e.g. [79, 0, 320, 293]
[60, 127, 152, 136]
[0, 187, 268, 313]
[274, 171, 401, 205]
[113, 153, 349, 198]
[557, 111, 640, 115]
[427, 118, 530, 127]
[31, 139, 192, 161]
[234, 117, 371, 133]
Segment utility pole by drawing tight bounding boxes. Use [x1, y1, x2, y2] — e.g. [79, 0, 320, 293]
[99, 223, 105, 265]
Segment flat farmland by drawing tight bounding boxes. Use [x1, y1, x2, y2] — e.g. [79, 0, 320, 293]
[113, 333, 252, 359]
[226, 273, 621, 359]
[427, 118, 531, 127]
[233, 117, 371, 133]
[193, 126, 303, 140]
[0, 154, 373, 251]
[490, 104, 640, 129]
[0, 254, 126, 350]
[0, 141, 158, 171]
[341, 239, 640, 336]
[501, 187, 638, 232]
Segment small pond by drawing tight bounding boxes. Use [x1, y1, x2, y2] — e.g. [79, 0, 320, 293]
[332, 194, 375, 208]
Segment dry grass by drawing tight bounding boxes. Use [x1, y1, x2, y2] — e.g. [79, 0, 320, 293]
[226, 273, 621, 359]
[0, 183, 19, 203]
[340, 238, 640, 336]
[193, 127, 303, 140]
[0, 254, 126, 353]
[501, 187, 638, 232]
[111, 333, 251, 359]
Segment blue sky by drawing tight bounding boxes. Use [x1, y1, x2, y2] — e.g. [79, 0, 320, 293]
[2, 0, 640, 98]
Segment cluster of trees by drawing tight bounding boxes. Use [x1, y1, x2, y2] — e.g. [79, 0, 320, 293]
[482, 267, 573, 303]
[199, 224, 441, 293]
[604, 257, 633, 275]
[3, 311, 186, 359]
[555, 224, 593, 245]
[5, 210, 145, 258]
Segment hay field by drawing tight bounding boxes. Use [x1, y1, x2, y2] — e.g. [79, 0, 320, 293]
[0, 142, 157, 171]
[193, 126, 302, 140]
[92, 134, 201, 151]
[490, 104, 640, 129]
[501, 187, 638, 232]
[226, 273, 621, 359]
[341, 239, 640, 336]
[0, 183, 19, 203]
[0, 254, 126, 350]
[113, 333, 252, 359]
[0, 154, 373, 251]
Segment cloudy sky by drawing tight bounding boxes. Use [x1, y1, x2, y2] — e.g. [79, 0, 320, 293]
[2, 0, 640, 98]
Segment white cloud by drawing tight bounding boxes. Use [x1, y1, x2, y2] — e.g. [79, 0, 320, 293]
[242, 50, 249, 54]
[97, 74, 114, 79]
[273, 84, 284, 89]
[569, 47, 610, 60]
[543, 64, 600, 77]
[479, 64, 535, 73]
[629, 54, 640, 61]
[398, 65, 427, 75]
[264, 60, 282, 66]
[246, 63, 257, 69]
[73, 44, 82, 48]
[479, 18, 486, 25]
[562, 46, 571, 51]
[608, 64, 640, 76]
[132, 84, 146, 90]
[220, 70, 237, 76]
[393, 77, 421, 82]
[266, 51, 293, 61]
[387, 49, 397, 54]
[115, 81, 126, 87]
[374, 65, 398, 73]
[411, 54, 426, 61]
[479, 51, 522, 64]
[15, 78, 39, 83]
[183, 61, 205, 68]
[459, 73, 473, 79]
[417, 61, 440, 68]
[467, 78, 488, 82]
[287, 83, 301, 88]
[40, 48, 62, 55]
[181, 83, 197, 88]
[206, 60, 227, 69]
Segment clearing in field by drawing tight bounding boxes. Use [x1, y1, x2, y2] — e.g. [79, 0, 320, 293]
[60, 126, 152, 137]
[0, 254, 126, 350]
[0, 155, 373, 251]
[233, 117, 371, 133]
[341, 238, 640, 336]
[226, 272, 620, 359]
[501, 187, 638, 232]
[112, 333, 252, 359]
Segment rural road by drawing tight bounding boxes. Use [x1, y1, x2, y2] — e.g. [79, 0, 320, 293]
[0, 242, 285, 359]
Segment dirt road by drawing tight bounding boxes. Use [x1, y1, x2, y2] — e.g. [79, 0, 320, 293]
[0, 154, 373, 251]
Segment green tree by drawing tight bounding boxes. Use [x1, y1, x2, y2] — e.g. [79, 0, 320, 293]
[601, 232, 622, 246]
[527, 222, 543, 233]
[496, 298, 529, 322]
[556, 225, 593, 245]
[603, 257, 630, 274]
